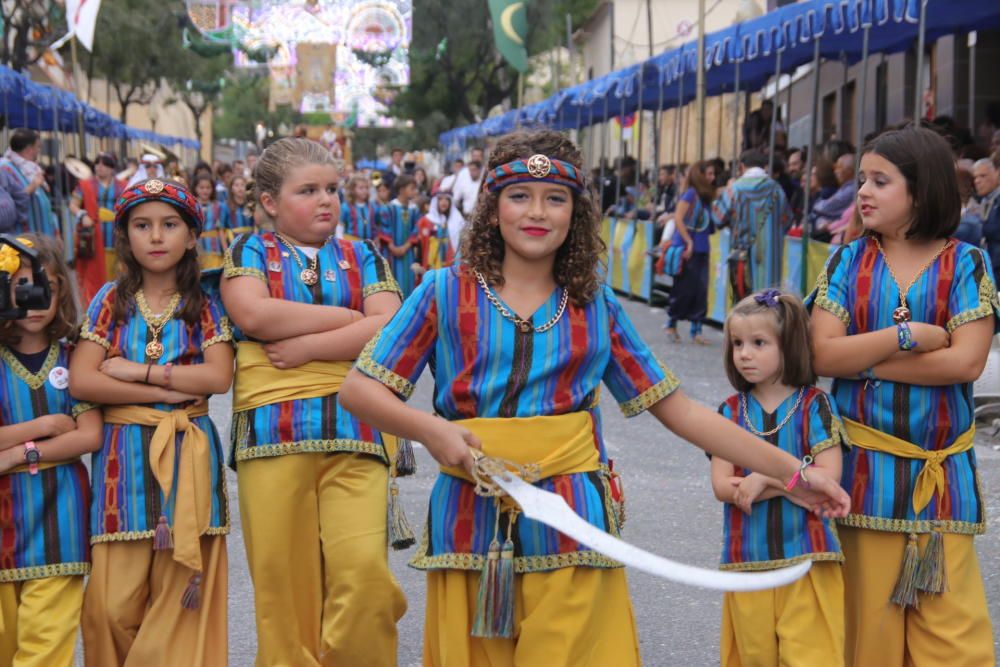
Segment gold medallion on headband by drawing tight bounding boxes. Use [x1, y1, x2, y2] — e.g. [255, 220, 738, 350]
[526, 154, 552, 179]
[145, 179, 165, 194]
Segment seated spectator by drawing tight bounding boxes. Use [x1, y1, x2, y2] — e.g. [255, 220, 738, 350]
[811, 153, 855, 241]
[955, 165, 983, 247]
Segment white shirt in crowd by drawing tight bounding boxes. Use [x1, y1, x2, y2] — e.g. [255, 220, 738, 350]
[452, 167, 482, 217]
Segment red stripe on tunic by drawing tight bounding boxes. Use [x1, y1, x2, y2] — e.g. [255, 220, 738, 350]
[0, 476, 15, 569]
[262, 233, 286, 299]
[552, 476, 579, 553]
[854, 240, 878, 333]
[551, 304, 589, 412]
[453, 483, 477, 552]
[452, 273, 480, 417]
[338, 240, 363, 310]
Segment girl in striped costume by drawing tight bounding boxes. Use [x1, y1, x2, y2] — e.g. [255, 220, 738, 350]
[226, 173, 256, 245]
[340, 130, 850, 667]
[712, 290, 847, 667]
[70, 178, 234, 667]
[0, 234, 101, 667]
[809, 125, 996, 666]
[193, 174, 231, 270]
[221, 138, 406, 667]
[340, 173, 375, 241]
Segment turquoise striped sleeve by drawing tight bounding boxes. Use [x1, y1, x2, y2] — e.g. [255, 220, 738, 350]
[356, 268, 440, 400]
[224, 232, 266, 281]
[601, 286, 679, 416]
[806, 391, 847, 457]
[807, 242, 854, 326]
[79, 281, 115, 348]
[359, 240, 401, 298]
[946, 245, 1000, 333]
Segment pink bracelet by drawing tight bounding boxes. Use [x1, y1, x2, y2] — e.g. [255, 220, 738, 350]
[163, 363, 174, 389]
[784, 455, 815, 491]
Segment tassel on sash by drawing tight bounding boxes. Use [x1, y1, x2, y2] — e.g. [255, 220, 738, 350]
[890, 533, 921, 608]
[471, 503, 517, 639]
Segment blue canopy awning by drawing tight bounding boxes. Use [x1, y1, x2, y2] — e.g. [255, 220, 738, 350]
[441, 0, 1000, 144]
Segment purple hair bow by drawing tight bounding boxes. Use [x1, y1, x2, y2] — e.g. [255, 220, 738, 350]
[754, 289, 782, 309]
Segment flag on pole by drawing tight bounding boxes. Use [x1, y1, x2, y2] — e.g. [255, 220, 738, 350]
[64, 0, 103, 51]
[488, 0, 528, 73]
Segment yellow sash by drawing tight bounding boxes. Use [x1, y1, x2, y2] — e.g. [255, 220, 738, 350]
[844, 418, 974, 515]
[103, 404, 211, 573]
[440, 412, 599, 483]
[233, 341, 352, 413]
[6, 460, 72, 475]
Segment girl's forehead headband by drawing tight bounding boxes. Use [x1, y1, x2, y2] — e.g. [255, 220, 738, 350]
[484, 154, 585, 194]
[115, 179, 204, 233]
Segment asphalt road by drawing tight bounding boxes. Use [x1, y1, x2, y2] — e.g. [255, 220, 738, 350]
[79, 295, 1000, 666]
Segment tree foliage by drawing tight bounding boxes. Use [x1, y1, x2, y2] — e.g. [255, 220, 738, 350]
[213, 72, 298, 143]
[162, 47, 230, 148]
[390, 0, 599, 144]
[0, 1, 62, 71]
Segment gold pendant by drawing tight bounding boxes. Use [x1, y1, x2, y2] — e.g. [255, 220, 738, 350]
[145, 339, 164, 360]
[300, 268, 319, 286]
[892, 306, 911, 323]
[517, 320, 533, 334]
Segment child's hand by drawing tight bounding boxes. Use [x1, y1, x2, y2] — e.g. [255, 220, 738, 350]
[786, 468, 851, 518]
[424, 418, 482, 475]
[733, 473, 769, 514]
[263, 336, 315, 370]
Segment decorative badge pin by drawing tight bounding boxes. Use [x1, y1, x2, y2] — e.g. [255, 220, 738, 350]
[338, 260, 351, 271]
[145, 179, 165, 194]
[48, 366, 69, 390]
[263, 240, 276, 248]
[526, 154, 552, 179]
[324, 269, 336, 282]
[267, 261, 282, 272]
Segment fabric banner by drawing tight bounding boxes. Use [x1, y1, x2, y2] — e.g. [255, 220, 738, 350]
[488, 0, 528, 73]
[603, 217, 653, 301]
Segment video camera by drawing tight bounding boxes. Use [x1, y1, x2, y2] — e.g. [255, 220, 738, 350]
[0, 234, 51, 320]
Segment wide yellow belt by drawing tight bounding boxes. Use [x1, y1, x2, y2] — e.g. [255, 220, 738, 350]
[440, 412, 600, 483]
[844, 418, 974, 515]
[6, 460, 74, 475]
[103, 404, 211, 574]
[233, 341, 352, 412]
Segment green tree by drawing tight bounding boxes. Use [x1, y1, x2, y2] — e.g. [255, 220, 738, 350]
[77, 0, 183, 124]
[391, 0, 598, 143]
[213, 72, 300, 143]
[162, 47, 230, 149]
[0, 1, 62, 71]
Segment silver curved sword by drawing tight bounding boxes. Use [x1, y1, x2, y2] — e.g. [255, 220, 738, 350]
[489, 470, 811, 592]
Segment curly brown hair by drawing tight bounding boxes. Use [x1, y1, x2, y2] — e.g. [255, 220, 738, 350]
[457, 129, 606, 305]
[0, 234, 79, 345]
[112, 205, 204, 326]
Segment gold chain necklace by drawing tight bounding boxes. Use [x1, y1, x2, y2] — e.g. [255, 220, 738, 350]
[872, 236, 952, 323]
[473, 270, 568, 334]
[740, 388, 805, 437]
[135, 289, 182, 360]
[274, 233, 320, 286]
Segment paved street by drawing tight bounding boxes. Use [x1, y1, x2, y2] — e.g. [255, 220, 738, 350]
[210, 295, 1000, 666]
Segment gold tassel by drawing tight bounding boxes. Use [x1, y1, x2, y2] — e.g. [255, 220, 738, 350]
[394, 439, 416, 477]
[915, 530, 947, 595]
[386, 479, 416, 550]
[471, 504, 516, 638]
[890, 533, 920, 609]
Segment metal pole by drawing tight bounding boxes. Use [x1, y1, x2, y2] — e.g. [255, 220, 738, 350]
[610, 4, 616, 71]
[675, 72, 685, 165]
[635, 66, 644, 191]
[768, 48, 782, 176]
[696, 0, 706, 160]
[913, 0, 927, 120]
[654, 69, 665, 171]
[646, 0, 656, 166]
[968, 31, 976, 132]
[732, 60, 741, 178]
[801, 37, 822, 296]
[619, 91, 627, 180]
[599, 96, 609, 211]
[854, 25, 870, 175]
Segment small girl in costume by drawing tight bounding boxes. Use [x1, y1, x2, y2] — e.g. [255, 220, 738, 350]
[809, 125, 996, 666]
[70, 179, 234, 667]
[226, 173, 255, 244]
[414, 191, 461, 283]
[377, 174, 421, 297]
[340, 173, 375, 241]
[339, 130, 850, 667]
[221, 138, 407, 667]
[0, 235, 102, 667]
[193, 174, 231, 270]
[712, 289, 847, 667]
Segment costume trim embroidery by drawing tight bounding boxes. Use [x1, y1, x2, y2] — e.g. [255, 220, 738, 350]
[0, 343, 60, 389]
[223, 249, 266, 282]
[812, 272, 851, 326]
[618, 371, 680, 418]
[837, 514, 985, 535]
[363, 279, 402, 298]
[78, 321, 111, 349]
[719, 551, 843, 572]
[356, 333, 415, 399]
[0, 562, 90, 583]
[72, 402, 99, 418]
[91, 525, 230, 545]
[233, 436, 389, 464]
[946, 271, 1000, 332]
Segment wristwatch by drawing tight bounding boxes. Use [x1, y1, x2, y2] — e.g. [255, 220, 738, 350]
[23, 441, 40, 475]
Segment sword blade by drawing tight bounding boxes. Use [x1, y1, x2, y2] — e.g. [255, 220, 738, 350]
[492, 474, 811, 592]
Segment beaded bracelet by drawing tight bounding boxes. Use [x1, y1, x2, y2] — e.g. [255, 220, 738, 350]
[784, 455, 814, 491]
[163, 362, 174, 389]
[896, 321, 917, 351]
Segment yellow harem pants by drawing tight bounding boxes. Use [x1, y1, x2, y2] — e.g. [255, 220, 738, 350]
[0, 575, 83, 667]
[720, 561, 844, 667]
[840, 526, 994, 667]
[81, 536, 228, 667]
[238, 452, 406, 667]
[424, 566, 641, 667]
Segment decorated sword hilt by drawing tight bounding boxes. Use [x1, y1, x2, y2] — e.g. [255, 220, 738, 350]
[469, 450, 541, 498]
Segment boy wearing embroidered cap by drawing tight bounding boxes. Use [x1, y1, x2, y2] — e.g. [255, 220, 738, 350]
[0, 234, 102, 667]
[340, 130, 850, 666]
[221, 138, 407, 667]
[70, 178, 234, 667]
